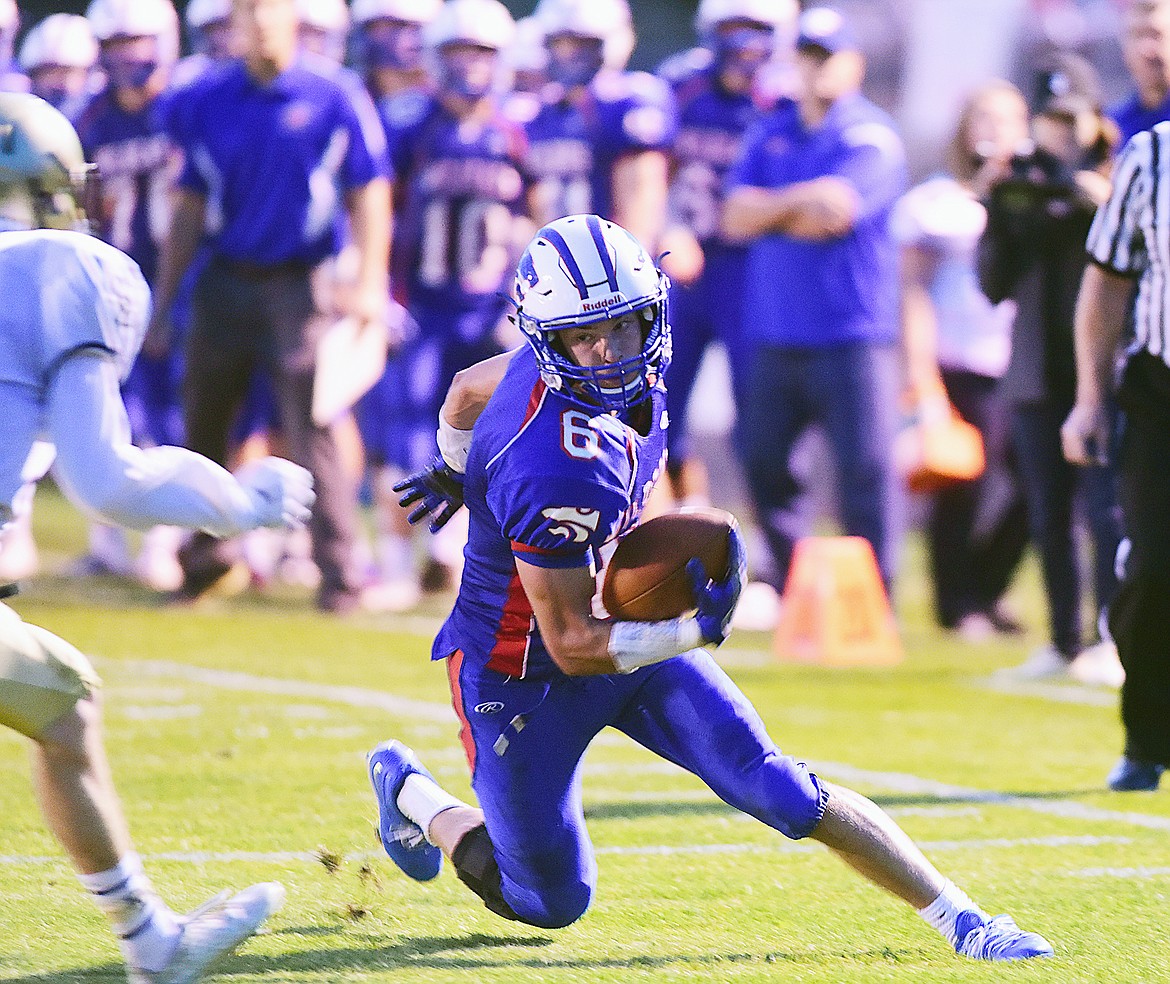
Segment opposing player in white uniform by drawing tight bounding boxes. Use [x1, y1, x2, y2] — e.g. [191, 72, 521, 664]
[0, 93, 315, 983]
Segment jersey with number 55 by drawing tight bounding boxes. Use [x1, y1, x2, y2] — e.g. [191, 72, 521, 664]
[431, 345, 667, 678]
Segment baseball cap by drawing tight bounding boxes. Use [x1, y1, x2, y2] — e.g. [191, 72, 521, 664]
[1032, 52, 1102, 117]
[796, 7, 857, 55]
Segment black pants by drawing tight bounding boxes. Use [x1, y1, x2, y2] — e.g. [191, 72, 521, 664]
[927, 369, 1029, 627]
[181, 256, 361, 609]
[1111, 351, 1170, 764]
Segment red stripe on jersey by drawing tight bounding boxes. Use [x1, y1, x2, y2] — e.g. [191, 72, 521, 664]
[522, 377, 547, 429]
[511, 540, 560, 556]
[486, 567, 534, 677]
[446, 650, 476, 774]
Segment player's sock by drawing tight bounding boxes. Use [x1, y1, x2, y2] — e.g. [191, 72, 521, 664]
[78, 853, 182, 971]
[917, 880, 988, 947]
[397, 772, 466, 845]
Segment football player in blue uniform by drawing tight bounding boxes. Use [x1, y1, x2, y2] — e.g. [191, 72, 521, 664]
[524, 0, 675, 251]
[72, 0, 186, 589]
[351, 0, 441, 103]
[0, 0, 28, 94]
[172, 0, 236, 90]
[359, 0, 529, 607]
[366, 214, 1055, 961]
[657, 0, 797, 509]
[17, 14, 100, 120]
[295, 0, 349, 65]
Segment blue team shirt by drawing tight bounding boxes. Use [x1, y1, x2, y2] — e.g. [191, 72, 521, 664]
[75, 89, 178, 284]
[165, 53, 389, 265]
[1109, 91, 1170, 143]
[433, 347, 669, 678]
[667, 63, 766, 253]
[381, 91, 528, 339]
[525, 70, 677, 221]
[727, 92, 907, 348]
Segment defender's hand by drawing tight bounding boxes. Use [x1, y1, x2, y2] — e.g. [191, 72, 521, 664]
[686, 526, 747, 646]
[393, 457, 465, 532]
[235, 457, 316, 530]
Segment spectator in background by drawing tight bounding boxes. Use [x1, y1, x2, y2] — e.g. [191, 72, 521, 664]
[350, 0, 441, 103]
[894, 80, 1032, 640]
[18, 14, 100, 120]
[357, 0, 528, 609]
[0, 0, 28, 93]
[1111, 0, 1170, 142]
[1064, 117, 1170, 791]
[154, 0, 392, 615]
[978, 52, 1124, 685]
[722, 6, 908, 594]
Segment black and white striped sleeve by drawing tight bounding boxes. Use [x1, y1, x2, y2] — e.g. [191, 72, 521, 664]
[1086, 129, 1152, 277]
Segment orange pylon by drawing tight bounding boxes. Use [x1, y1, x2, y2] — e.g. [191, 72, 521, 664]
[773, 536, 903, 666]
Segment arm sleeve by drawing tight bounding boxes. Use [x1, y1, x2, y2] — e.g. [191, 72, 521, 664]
[339, 81, 391, 189]
[725, 120, 769, 191]
[47, 354, 262, 537]
[489, 474, 629, 570]
[1086, 132, 1149, 276]
[832, 120, 908, 220]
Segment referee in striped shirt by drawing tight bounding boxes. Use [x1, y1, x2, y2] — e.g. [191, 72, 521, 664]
[1063, 121, 1170, 792]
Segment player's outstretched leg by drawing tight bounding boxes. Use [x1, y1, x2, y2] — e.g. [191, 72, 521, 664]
[367, 740, 444, 881]
[127, 882, 285, 984]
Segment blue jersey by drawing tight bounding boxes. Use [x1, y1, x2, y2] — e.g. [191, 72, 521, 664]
[668, 63, 765, 251]
[75, 90, 177, 284]
[524, 70, 676, 222]
[727, 92, 907, 348]
[382, 92, 528, 339]
[433, 347, 669, 678]
[166, 53, 389, 265]
[1109, 91, 1170, 144]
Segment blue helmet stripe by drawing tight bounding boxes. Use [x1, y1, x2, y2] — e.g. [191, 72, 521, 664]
[586, 214, 619, 293]
[540, 226, 590, 300]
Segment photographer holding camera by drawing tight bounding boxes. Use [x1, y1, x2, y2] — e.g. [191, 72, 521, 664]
[978, 53, 1124, 685]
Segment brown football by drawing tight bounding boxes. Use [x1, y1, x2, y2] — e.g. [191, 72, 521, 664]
[601, 508, 735, 621]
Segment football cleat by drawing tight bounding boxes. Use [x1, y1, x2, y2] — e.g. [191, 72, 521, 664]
[127, 882, 284, 984]
[954, 911, 1054, 961]
[1107, 756, 1163, 792]
[367, 740, 443, 881]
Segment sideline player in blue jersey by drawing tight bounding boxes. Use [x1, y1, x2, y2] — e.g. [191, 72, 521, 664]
[365, 214, 1053, 961]
[525, 0, 675, 251]
[0, 0, 28, 94]
[657, 0, 796, 508]
[359, 0, 530, 606]
[350, 0, 441, 104]
[17, 14, 100, 120]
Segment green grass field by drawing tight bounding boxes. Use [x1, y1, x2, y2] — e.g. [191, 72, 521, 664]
[1, 485, 1166, 983]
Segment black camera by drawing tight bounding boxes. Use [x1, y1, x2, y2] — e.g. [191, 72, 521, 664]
[988, 146, 1082, 215]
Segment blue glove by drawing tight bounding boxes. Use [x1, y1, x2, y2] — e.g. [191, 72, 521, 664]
[686, 526, 747, 646]
[393, 457, 465, 532]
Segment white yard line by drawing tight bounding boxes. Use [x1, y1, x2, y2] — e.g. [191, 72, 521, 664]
[1070, 866, 1170, 879]
[975, 675, 1117, 707]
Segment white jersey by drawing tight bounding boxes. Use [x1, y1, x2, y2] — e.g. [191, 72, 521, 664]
[0, 230, 149, 517]
[0, 229, 305, 540]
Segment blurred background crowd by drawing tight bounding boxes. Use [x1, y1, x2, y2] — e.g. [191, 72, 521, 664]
[0, 0, 1163, 689]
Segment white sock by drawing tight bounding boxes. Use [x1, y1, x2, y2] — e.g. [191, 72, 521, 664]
[78, 853, 182, 972]
[397, 772, 465, 845]
[917, 880, 987, 947]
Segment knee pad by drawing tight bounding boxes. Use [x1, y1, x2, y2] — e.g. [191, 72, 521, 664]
[451, 824, 522, 923]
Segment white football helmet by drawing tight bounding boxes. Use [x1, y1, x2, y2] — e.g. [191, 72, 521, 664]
[514, 214, 671, 413]
[424, 0, 515, 54]
[19, 15, 99, 71]
[351, 0, 443, 27]
[185, 0, 232, 30]
[694, 0, 799, 35]
[536, 0, 635, 78]
[86, 0, 180, 82]
[297, 0, 350, 62]
[0, 0, 19, 67]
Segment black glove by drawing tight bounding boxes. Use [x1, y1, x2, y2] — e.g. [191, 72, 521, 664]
[393, 457, 465, 532]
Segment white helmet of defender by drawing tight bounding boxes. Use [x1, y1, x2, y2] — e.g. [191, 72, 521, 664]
[514, 214, 671, 413]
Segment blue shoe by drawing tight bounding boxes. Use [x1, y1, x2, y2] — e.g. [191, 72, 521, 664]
[366, 740, 443, 881]
[955, 912, 1054, 960]
[1107, 756, 1163, 791]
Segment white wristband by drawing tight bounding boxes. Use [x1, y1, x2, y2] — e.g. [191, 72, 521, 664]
[437, 416, 473, 474]
[607, 617, 704, 673]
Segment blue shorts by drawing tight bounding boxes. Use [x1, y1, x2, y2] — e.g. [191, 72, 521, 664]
[446, 649, 828, 928]
[123, 350, 185, 448]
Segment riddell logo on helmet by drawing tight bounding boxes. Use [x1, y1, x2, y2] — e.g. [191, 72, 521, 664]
[581, 296, 620, 313]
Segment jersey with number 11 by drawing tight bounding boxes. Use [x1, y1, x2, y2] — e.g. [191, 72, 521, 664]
[432, 346, 668, 679]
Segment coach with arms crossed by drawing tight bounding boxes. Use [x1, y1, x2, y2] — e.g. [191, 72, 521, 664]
[153, 0, 391, 614]
[1063, 120, 1170, 792]
[721, 7, 907, 593]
